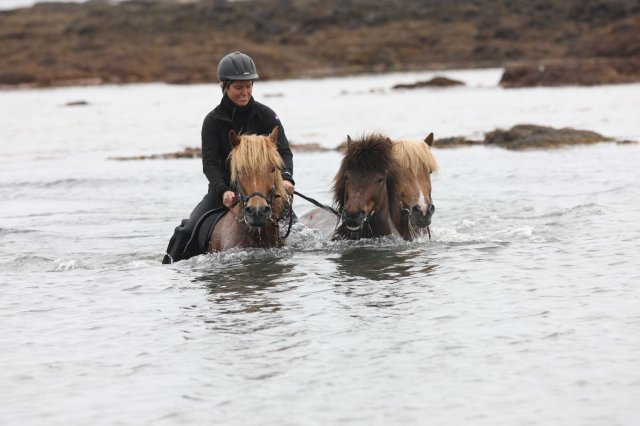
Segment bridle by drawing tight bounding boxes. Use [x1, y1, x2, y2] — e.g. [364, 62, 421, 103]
[399, 201, 434, 241]
[233, 180, 296, 238]
[235, 184, 278, 208]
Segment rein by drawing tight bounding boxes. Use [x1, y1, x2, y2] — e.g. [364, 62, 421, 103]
[293, 190, 340, 216]
[230, 188, 341, 239]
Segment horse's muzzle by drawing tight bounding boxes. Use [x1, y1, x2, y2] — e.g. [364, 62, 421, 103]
[412, 203, 435, 228]
[343, 210, 366, 231]
[244, 205, 272, 227]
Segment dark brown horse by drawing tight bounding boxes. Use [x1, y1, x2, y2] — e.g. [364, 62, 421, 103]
[208, 127, 290, 251]
[300, 132, 439, 241]
[391, 133, 439, 240]
[331, 134, 403, 240]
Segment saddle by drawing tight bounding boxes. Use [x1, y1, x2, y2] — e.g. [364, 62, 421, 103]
[162, 207, 227, 264]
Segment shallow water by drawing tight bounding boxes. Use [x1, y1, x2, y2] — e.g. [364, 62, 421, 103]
[1, 69, 639, 425]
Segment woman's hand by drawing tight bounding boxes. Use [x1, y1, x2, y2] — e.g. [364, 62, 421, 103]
[283, 180, 294, 196]
[223, 191, 238, 208]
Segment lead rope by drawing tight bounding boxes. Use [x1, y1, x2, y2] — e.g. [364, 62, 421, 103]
[293, 190, 340, 216]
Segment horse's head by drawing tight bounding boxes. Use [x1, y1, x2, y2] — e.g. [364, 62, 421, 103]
[333, 134, 398, 234]
[229, 127, 287, 228]
[392, 133, 439, 230]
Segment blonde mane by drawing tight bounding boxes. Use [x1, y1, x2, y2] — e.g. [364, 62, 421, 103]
[392, 139, 439, 177]
[229, 133, 287, 215]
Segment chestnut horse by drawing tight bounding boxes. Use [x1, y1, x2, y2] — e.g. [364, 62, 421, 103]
[208, 127, 290, 251]
[331, 134, 403, 240]
[391, 133, 439, 240]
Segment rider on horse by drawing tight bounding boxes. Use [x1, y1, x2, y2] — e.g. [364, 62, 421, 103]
[162, 51, 295, 263]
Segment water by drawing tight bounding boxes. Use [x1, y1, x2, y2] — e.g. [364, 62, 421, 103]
[0, 0, 89, 10]
[1, 69, 639, 425]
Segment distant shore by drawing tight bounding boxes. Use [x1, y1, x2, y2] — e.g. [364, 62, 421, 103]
[1, 0, 638, 89]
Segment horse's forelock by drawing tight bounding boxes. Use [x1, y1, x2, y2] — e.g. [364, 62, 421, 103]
[230, 134, 287, 215]
[393, 139, 439, 176]
[343, 134, 394, 171]
[333, 134, 397, 208]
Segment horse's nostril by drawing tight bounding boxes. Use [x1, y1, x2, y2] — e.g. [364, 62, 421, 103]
[245, 205, 272, 218]
[412, 205, 421, 213]
[428, 204, 435, 215]
[344, 210, 364, 219]
[259, 205, 272, 217]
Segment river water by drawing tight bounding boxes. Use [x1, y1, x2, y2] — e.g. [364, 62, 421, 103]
[1, 69, 639, 425]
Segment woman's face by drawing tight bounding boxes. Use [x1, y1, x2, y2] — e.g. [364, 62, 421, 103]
[225, 81, 253, 107]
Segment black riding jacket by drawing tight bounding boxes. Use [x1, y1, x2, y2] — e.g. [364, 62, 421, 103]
[201, 94, 294, 199]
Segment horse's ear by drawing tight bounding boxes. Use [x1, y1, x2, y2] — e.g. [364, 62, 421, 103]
[269, 126, 279, 144]
[424, 132, 434, 147]
[229, 130, 241, 148]
[347, 135, 353, 149]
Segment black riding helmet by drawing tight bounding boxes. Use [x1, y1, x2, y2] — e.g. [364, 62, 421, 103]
[217, 51, 259, 91]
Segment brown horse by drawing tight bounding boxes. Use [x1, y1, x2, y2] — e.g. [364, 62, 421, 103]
[331, 133, 403, 240]
[208, 127, 290, 251]
[391, 133, 439, 240]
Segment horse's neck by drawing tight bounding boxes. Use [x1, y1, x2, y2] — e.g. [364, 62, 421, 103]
[209, 206, 282, 251]
[369, 206, 400, 237]
[395, 213, 417, 241]
[372, 188, 400, 235]
[387, 189, 409, 238]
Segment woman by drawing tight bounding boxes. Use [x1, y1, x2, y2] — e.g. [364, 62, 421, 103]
[163, 51, 295, 263]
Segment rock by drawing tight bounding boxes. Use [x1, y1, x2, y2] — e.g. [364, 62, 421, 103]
[289, 143, 334, 152]
[500, 58, 640, 87]
[392, 76, 465, 90]
[483, 124, 612, 149]
[65, 100, 89, 106]
[436, 136, 483, 148]
[110, 147, 202, 161]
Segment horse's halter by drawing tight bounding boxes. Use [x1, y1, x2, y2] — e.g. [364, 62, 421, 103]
[234, 180, 279, 217]
[232, 166, 292, 229]
[399, 199, 435, 241]
[236, 184, 278, 207]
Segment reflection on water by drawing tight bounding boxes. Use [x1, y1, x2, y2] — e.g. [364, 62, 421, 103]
[332, 243, 438, 281]
[327, 243, 439, 308]
[192, 253, 295, 315]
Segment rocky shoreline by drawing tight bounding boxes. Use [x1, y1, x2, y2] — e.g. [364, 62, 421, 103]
[1, 0, 639, 89]
[109, 125, 634, 161]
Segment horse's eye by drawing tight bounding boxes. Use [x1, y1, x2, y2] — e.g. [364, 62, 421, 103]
[271, 167, 276, 173]
[377, 177, 384, 183]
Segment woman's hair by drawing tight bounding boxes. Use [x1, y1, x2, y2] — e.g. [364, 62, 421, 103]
[220, 80, 254, 93]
